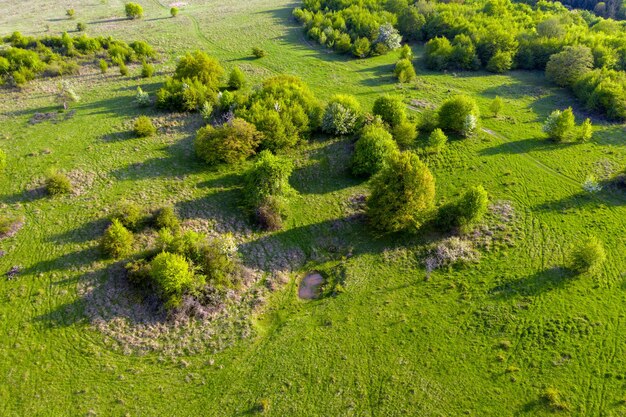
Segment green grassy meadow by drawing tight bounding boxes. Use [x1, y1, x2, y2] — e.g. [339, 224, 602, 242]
[1, 0, 625, 415]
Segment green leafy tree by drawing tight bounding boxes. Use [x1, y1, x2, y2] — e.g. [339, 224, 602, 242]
[399, 44, 413, 60]
[373, 95, 406, 127]
[170, 7, 179, 17]
[351, 123, 399, 177]
[490, 96, 504, 117]
[428, 128, 447, 153]
[546, 46, 594, 87]
[141, 61, 154, 78]
[542, 107, 575, 142]
[486, 50, 513, 73]
[579, 118, 593, 142]
[228, 66, 246, 90]
[425, 37, 453, 70]
[352, 37, 371, 58]
[570, 237, 606, 274]
[438, 95, 480, 136]
[101, 219, 134, 258]
[195, 118, 261, 165]
[174, 51, 224, 90]
[98, 59, 108, 74]
[367, 151, 435, 233]
[321, 94, 362, 135]
[392, 122, 417, 147]
[150, 252, 196, 309]
[125, 2, 143, 19]
[394, 59, 416, 83]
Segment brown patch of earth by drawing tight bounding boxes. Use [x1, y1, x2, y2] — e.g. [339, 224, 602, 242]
[298, 272, 324, 299]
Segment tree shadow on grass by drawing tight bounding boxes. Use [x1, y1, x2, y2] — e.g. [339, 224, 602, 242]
[479, 137, 577, 156]
[88, 18, 128, 24]
[489, 266, 577, 299]
[355, 63, 397, 87]
[0, 187, 46, 205]
[20, 245, 101, 277]
[47, 217, 110, 245]
[535, 187, 626, 212]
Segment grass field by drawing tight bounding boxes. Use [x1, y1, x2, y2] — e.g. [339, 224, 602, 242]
[1, 0, 625, 415]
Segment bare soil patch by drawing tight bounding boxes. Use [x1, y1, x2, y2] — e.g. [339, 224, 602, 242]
[298, 272, 324, 299]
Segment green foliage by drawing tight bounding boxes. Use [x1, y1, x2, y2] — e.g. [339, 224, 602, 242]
[490, 96, 503, 117]
[367, 151, 435, 233]
[579, 118, 593, 142]
[351, 123, 398, 177]
[156, 77, 215, 111]
[352, 37, 371, 58]
[119, 62, 128, 76]
[546, 46, 594, 87]
[173, 51, 224, 90]
[438, 95, 480, 136]
[0, 148, 6, 173]
[573, 69, 626, 121]
[372, 95, 406, 127]
[542, 107, 575, 142]
[135, 86, 150, 107]
[149, 252, 196, 309]
[252, 47, 267, 58]
[170, 7, 179, 17]
[196, 238, 238, 288]
[392, 121, 417, 147]
[45, 170, 72, 196]
[228, 66, 246, 90]
[66, 9, 75, 18]
[125, 2, 143, 19]
[101, 219, 134, 258]
[155, 206, 180, 231]
[141, 61, 154, 78]
[570, 237, 607, 274]
[427, 128, 447, 153]
[425, 37, 453, 70]
[439, 185, 489, 232]
[98, 59, 108, 74]
[76, 22, 86, 32]
[243, 150, 294, 209]
[195, 118, 261, 165]
[321, 94, 362, 135]
[134, 116, 156, 137]
[486, 50, 513, 73]
[394, 58, 416, 83]
[399, 44, 413, 60]
[111, 201, 144, 231]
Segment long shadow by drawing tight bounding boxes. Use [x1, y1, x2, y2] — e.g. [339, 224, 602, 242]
[47, 217, 110, 245]
[20, 246, 101, 276]
[489, 267, 577, 299]
[88, 18, 128, 24]
[535, 187, 626, 212]
[355, 63, 397, 86]
[479, 137, 577, 156]
[0, 187, 46, 205]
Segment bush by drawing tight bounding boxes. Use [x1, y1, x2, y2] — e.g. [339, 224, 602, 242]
[119, 62, 129, 76]
[0, 148, 6, 173]
[367, 151, 435, 233]
[394, 59, 416, 83]
[490, 96, 503, 117]
[156, 77, 215, 111]
[134, 86, 151, 107]
[351, 124, 398, 177]
[438, 95, 480, 136]
[111, 201, 144, 230]
[170, 7, 179, 17]
[392, 122, 417, 147]
[579, 118, 593, 142]
[98, 59, 108, 74]
[399, 44, 413, 60]
[321, 94, 362, 136]
[76, 22, 87, 32]
[45, 170, 72, 195]
[486, 50, 513, 73]
[570, 237, 606, 274]
[425, 37, 453, 70]
[155, 206, 180, 231]
[66, 9, 75, 18]
[195, 118, 261, 165]
[101, 219, 134, 258]
[542, 107, 575, 142]
[438, 185, 489, 232]
[373, 95, 406, 127]
[200, 101, 213, 122]
[428, 128, 447, 153]
[546, 46, 593, 87]
[134, 116, 156, 137]
[228, 66, 245, 90]
[150, 252, 196, 309]
[125, 3, 143, 19]
[173, 51, 224, 90]
[252, 47, 267, 58]
[141, 61, 154, 78]
[352, 37, 371, 58]
[196, 238, 238, 288]
[243, 150, 293, 208]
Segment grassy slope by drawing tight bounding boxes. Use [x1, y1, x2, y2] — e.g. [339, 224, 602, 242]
[0, 0, 625, 415]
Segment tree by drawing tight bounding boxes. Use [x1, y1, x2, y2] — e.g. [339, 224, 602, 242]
[373, 95, 406, 127]
[252, 47, 267, 58]
[451, 34, 480, 70]
[66, 9, 75, 19]
[546, 46, 594, 87]
[351, 124, 399, 177]
[452, 186, 489, 232]
[141, 61, 154, 78]
[579, 118, 593, 141]
[570, 237, 606, 274]
[486, 50, 513, 73]
[174, 51, 224, 90]
[543, 108, 575, 142]
[367, 151, 435, 233]
[425, 37, 453, 70]
[375, 23, 402, 52]
[228, 66, 246, 89]
[352, 37, 371, 58]
[170, 7, 179, 17]
[150, 252, 196, 309]
[125, 3, 143, 19]
[438, 95, 480, 136]
[398, 6, 426, 40]
[394, 59, 416, 83]
[428, 128, 447, 153]
[243, 150, 293, 209]
[490, 96, 503, 117]
[101, 219, 134, 258]
[399, 44, 413, 60]
[195, 118, 261, 165]
[322, 94, 362, 136]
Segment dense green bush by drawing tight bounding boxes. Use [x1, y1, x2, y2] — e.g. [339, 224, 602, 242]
[134, 116, 156, 137]
[351, 123, 398, 177]
[372, 95, 406, 127]
[486, 51, 513, 73]
[45, 170, 72, 195]
[76, 22, 86, 32]
[228, 66, 246, 89]
[195, 118, 261, 165]
[252, 47, 267, 58]
[570, 237, 607, 274]
[173, 50, 224, 90]
[141, 61, 154, 78]
[0, 148, 6, 173]
[542, 108, 575, 142]
[394, 58, 416, 83]
[155, 206, 180, 231]
[101, 219, 134, 258]
[134, 86, 150, 107]
[321, 94, 362, 136]
[392, 121, 417, 147]
[367, 151, 436, 233]
[196, 238, 239, 288]
[438, 185, 489, 232]
[352, 37, 371, 58]
[125, 3, 143, 19]
[170, 7, 179, 17]
[579, 118, 593, 142]
[99, 59, 108, 74]
[438, 95, 480, 136]
[490, 96, 503, 117]
[156, 77, 215, 111]
[428, 128, 447, 153]
[546, 46, 594, 87]
[66, 9, 75, 18]
[111, 201, 144, 231]
[150, 252, 197, 309]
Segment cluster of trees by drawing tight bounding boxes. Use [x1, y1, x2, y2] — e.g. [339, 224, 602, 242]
[0, 31, 155, 86]
[554, 0, 626, 19]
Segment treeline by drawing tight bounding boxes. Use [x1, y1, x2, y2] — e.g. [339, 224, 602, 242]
[543, 0, 626, 19]
[294, 0, 626, 120]
[0, 31, 155, 85]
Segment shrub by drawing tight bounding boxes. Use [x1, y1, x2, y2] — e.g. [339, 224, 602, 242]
[134, 116, 156, 137]
[351, 124, 398, 177]
[134, 86, 151, 107]
[425, 37, 453, 70]
[101, 219, 134, 258]
[546, 46, 593, 87]
[394, 59, 416, 83]
[252, 47, 267, 58]
[218, 90, 235, 111]
[170, 7, 179, 17]
[542, 108, 575, 142]
[125, 3, 143, 19]
[399, 44, 413, 60]
[375, 23, 402, 52]
[490, 96, 503, 117]
[66, 9, 75, 18]
[392, 121, 417, 147]
[119, 62, 129, 76]
[373, 95, 406, 127]
[570, 237, 606, 274]
[321, 94, 362, 136]
[367, 151, 435, 233]
[195, 118, 261, 165]
[155, 206, 180, 231]
[228, 66, 245, 90]
[129, 40, 155, 59]
[150, 252, 196, 309]
[200, 101, 213, 122]
[438, 95, 480, 136]
[428, 128, 447, 153]
[352, 37, 371, 58]
[196, 238, 239, 288]
[112, 201, 144, 230]
[156, 77, 215, 111]
[76, 22, 86, 32]
[141, 61, 154, 78]
[243, 150, 293, 209]
[579, 118, 593, 142]
[45, 170, 72, 195]
[173, 51, 224, 90]
[439, 185, 489, 232]
[98, 59, 108, 74]
[486, 50, 513, 73]
[0, 148, 6, 173]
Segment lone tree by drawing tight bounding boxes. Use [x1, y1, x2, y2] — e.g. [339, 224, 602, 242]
[367, 151, 436, 233]
[125, 3, 143, 19]
[438, 95, 479, 137]
[438, 185, 489, 232]
[570, 237, 606, 274]
[543, 107, 575, 142]
[490, 96, 503, 117]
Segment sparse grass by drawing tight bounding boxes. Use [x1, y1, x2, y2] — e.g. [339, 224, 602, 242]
[0, 0, 624, 416]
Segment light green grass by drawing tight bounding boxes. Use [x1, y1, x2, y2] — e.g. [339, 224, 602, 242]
[1, 0, 625, 416]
